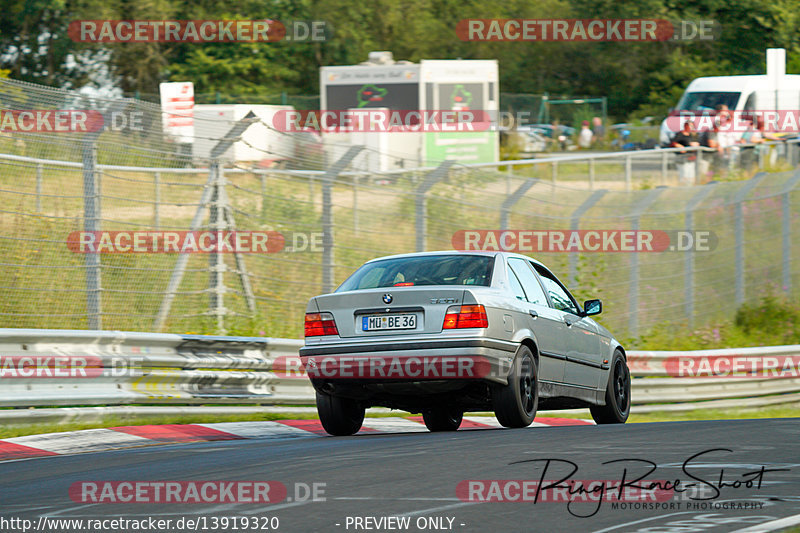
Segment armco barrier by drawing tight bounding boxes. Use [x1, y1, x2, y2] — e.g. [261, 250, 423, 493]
[1, 329, 799, 417]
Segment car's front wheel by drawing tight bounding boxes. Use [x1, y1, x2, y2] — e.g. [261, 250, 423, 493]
[316, 391, 365, 436]
[422, 407, 463, 432]
[492, 345, 538, 428]
[590, 350, 631, 424]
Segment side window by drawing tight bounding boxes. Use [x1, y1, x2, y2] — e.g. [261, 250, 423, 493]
[508, 258, 548, 306]
[507, 267, 527, 301]
[531, 263, 579, 315]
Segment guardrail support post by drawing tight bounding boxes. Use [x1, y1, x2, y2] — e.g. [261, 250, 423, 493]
[628, 187, 665, 336]
[684, 183, 716, 328]
[733, 172, 767, 305]
[415, 160, 454, 252]
[322, 146, 364, 294]
[588, 158, 595, 190]
[500, 178, 539, 231]
[568, 189, 607, 289]
[551, 161, 558, 184]
[661, 151, 668, 185]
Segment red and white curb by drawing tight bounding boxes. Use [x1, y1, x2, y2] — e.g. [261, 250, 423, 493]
[0, 417, 593, 462]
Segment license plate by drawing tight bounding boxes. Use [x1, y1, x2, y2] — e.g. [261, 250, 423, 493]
[362, 314, 416, 331]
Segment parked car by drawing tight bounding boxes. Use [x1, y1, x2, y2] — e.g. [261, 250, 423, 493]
[299, 251, 631, 435]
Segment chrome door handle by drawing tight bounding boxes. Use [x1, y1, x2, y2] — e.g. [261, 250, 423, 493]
[564, 318, 574, 327]
[528, 310, 538, 318]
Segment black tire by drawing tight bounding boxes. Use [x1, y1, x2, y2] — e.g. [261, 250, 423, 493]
[422, 408, 463, 432]
[492, 345, 538, 428]
[316, 391, 365, 436]
[590, 351, 631, 424]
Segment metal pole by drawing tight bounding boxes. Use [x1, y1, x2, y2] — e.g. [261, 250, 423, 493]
[732, 173, 767, 305]
[353, 175, 359, 237]
[628, 188, 665, 336]
[36, 163, 42, 212]
[782, 191, 791, 293]
[551, 161, 558, 185]
[154, 171, 161, 230]
[415, 160, 455, 252]
[322, 146, 364, 294]
[694, 147, 702, 183]
[625, 155, 632, 191]
[779, 169, 800, 293]
[82, 139, 101, 330]
[500, 179, 539, 231]
[684, 183, 716, 328]
[208, 162, 227, 333]
[567, 189, 607, 288]
[260, 171, 267, 221]
[661, 151, 668, 185]
[588, 158, 595, 190]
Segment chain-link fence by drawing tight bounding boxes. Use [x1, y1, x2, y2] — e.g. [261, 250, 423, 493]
[1, 77, 799, 340]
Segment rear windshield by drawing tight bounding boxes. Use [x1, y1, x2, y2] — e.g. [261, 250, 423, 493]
[336, 255, 495, 292]
[677, 91, 741, 111]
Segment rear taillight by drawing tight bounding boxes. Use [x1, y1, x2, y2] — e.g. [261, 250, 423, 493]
[443, 304, 488, 329]
[305, 312, 339, 336]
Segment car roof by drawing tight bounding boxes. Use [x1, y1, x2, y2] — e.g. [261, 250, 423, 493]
[362, 250, 547, 268]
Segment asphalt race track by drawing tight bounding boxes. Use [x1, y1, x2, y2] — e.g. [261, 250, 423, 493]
[1, 419, 799, 533]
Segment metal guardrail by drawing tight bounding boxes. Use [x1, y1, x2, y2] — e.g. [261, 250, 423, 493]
[1, 329, 798, 420]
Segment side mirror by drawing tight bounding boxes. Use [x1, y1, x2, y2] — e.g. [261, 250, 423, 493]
[583, 299, 602, 316]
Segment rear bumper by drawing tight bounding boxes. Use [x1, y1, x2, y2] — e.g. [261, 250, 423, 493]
[299, 337, 518, 385]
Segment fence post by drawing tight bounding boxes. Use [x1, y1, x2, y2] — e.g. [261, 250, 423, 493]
[588, 158, 595, 190]
[500, 179, 539, 231]
[568, 189, 607, 289]
[36, 163, 43, 212]
[551, 161, 558, 185]
[154, 112, 258, 331]
[628, 187, 665, 336]
[322, 146, 363, 294]
[153, 171, 161, 230]
[260, 171, 267, 221]
[684, 183, 716, 328]
[661, 151, 668, 185]
[353, 174, 359, 237]
[732, 173, 767, 305]
[415, 160, 455, 252]
[82, 137, 102, 330]
[207, 163, 227, 333]
[780, 169, 800, 293]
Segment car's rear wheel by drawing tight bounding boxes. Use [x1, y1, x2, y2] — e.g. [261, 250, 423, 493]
[422, 407, 463, 432]
[492, 345, 538, 428]
[590, 350, 630, 424]
[316, 391, 365, 436]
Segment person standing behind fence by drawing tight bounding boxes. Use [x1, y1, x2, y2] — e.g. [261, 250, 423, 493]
[578, 120, 593, 149]
[592, 116, 605, 147]
[672, 120, 700, 185]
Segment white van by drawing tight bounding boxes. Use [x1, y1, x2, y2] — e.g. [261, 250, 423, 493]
[659, 74, 800, 145]
[659, 49, 800, 145]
